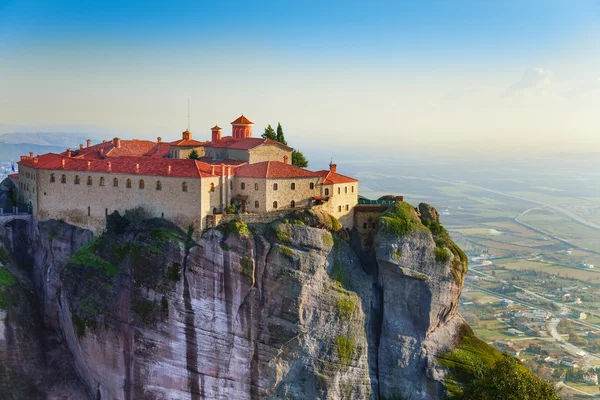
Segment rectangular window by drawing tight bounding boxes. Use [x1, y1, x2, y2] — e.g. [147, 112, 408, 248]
[338, 205, 342, 212]
[346, 204, 349, 211]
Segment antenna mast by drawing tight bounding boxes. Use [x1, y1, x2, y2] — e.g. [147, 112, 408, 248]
[187, 98, 190, 131]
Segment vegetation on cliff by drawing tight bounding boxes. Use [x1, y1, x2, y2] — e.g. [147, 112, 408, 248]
[378, 201, 421, 236]
[62, 208, 188, 337]
[0, 268, 16, 310]
[439, 324, 559, 399]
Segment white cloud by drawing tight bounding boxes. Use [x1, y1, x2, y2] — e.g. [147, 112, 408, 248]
[504, 68, 558, 99]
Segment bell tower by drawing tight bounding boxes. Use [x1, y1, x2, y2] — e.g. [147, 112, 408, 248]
[230, 115, 254, 141]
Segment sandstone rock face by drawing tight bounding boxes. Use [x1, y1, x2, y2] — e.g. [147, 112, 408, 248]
[0, 203, 468, 400]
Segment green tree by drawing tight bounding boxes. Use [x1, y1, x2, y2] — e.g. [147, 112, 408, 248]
[262, 124, 277, 140]
[292, 150, 308, 168]
[276, 122, 287, 145]
[456, 354, 560, 400]
[187, 149, 200, 160]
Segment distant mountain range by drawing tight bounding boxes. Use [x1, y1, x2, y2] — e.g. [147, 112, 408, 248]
[0, 132, 104, 162]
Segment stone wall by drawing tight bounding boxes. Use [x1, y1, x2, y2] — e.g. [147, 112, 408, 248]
[247, 144, 292, 164]
[33, 168, 208, 235]
[321, 182, 358, 228]
[354, 205, 389, 247]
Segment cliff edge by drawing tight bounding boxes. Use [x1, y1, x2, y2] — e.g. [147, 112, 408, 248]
[0, 203, 498, 399]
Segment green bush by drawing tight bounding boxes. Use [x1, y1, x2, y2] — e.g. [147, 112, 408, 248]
[337, 295, 356, 319]
[218, 219, 250, 237]
[275, 226, 291, 243]
[335, 335, 355, 368]
[240, 256, 253, 277]
[133, 299, 154, 319]
[435, 247, 450, 263]
[71, 242, 120, 277]
[224, 204, 237, 214]
[166, 263, 181, 282]
[0, 269, 16, 286]
[379, 202, 420, 237]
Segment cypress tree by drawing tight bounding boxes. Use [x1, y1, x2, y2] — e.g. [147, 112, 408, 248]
[276, 122, 287, 145]
[262, 124, 277, 140]
[187, 149, 200, 160]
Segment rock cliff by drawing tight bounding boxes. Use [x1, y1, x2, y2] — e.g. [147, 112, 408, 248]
[0, 203, 475, 400]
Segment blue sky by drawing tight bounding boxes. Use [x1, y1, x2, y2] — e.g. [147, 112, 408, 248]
[1, 0, 599, 155]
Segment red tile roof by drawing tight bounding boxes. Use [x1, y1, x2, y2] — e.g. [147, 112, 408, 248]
[206, 137, 291, 150]
[18, 154, 217, 178]
[314, 170, 358, 184]
[169, 138, 209, 147]
[65, 139, 168, 159]
[231, 115, 254, 125]
[8, 173, 18, 179]
[198, 157, 247, 166]
[211, 125, 222, 130]
[235, 161, 321, 179]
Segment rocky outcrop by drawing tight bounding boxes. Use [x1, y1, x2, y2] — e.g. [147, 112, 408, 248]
[0, 203, 471, 399]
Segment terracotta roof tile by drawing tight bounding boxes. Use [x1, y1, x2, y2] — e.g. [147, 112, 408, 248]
[66, 139, 166, 159]
[231, 115, 254, 125]
[235, 161, 321, 179]
[211, 125, 222, 130]
[314, 170, 358, 184]
[18, 154, 216, 178]
[169, 138, 209, 147]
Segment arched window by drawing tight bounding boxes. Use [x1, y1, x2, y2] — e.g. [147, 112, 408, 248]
[156, 181, 162, 190]
[209, 182, 215, 192]
[74, 175, 80, 185]
[126, 179, 132, 188]
[273, 201, 278, 209]
[139, 179, 145, 189]
[310, 182, 314, 190]
[182, 182, 188, 192]
[345, 186, 348, 194]
[351, 186, 354, 193]
[346, 204, 349, 211]
[255, 201, 259, 208]
[241, 182, 245, 190]
[338, 205, 342, 212]
[99, 177, 105, 186]
[87, 176, 92, 186]
[273, 183, 278, 191]
[254, 183, 259, 190]
[290, 183, 296, 190]
[290, 200, 295, 208]
[212, 207, 217, 214]
[338, 187, 341, 194]
[113, 178, 118, 187]
[50, 173, 55, 183]
[61, 174, 66, 184]
[325, 188, 330, 196]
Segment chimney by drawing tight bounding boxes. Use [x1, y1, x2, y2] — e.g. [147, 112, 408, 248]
[33, 157, 38, 164]
[87, 161, 91, 170]
[227, 166, 232, 176]
[29, 152, 34, 159]
[221, 163, 225, 177]
[107, 162, 112, 172]
[211, 126, 222, 144]
[211, 165, 215, 175]
[168, 165, 171, 174]
[135, 163, 140, 173]
[283, 155, 289, 164]
[100, 147, 104, 157]
[79, 144, 83, 150]
[113, 137, 121, 148]
[61, 159, 65, 168]
[329, 163, 337, 173]
[66, 149, 72, 157]
[86, 139, 91, 148]
[157, 137, 162, 143]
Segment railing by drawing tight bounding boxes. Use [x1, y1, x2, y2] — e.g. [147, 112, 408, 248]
[358, 198, 398, 205]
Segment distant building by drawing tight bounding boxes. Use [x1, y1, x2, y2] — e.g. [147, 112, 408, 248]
[506, 328, 525, 337]
[579, 312, 587, 320]
[584, 372, 598, 385]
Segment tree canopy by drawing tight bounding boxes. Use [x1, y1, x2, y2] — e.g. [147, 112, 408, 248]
[262, 124, 277, 140]
[187, 149, 200, 160]
[455, 354, 560, 400]
[292, 150, 308, 167]
[276, 122, 287, 145]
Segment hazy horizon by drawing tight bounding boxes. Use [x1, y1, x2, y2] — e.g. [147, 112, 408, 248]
[1, 0, 600, 155]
